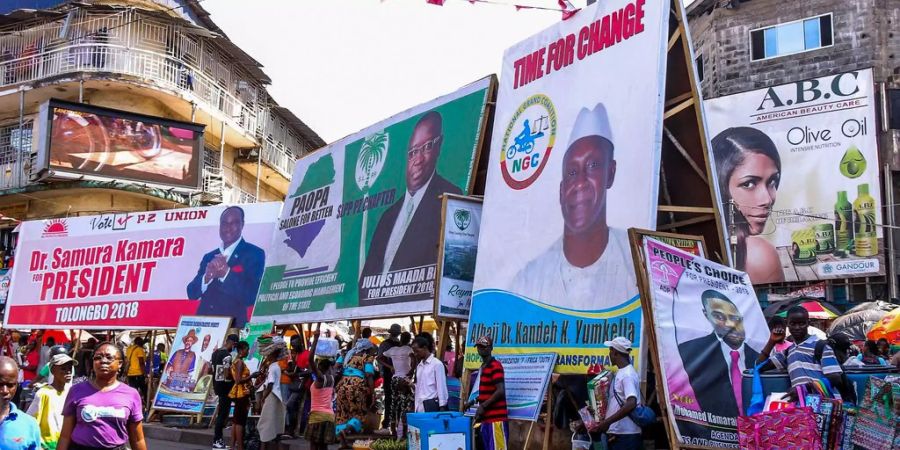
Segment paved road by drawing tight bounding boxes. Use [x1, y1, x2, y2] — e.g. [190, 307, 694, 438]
[146, 438, 212, 450]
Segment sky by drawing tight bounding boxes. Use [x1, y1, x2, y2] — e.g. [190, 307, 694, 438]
[204, 0, 568, 143]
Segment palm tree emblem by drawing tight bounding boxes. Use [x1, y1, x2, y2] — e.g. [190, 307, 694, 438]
[356, 131, 388, 191]
[454, 209, 471, 230]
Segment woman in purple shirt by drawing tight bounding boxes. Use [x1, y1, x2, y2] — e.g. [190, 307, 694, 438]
[57, 342, 147, 450]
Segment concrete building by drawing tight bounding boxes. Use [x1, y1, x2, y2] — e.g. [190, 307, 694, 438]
[0, 0, 324, 264]
[687, 0, 900, 304]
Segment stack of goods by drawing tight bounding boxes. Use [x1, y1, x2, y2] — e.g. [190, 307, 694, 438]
[849, 376, 900, 450]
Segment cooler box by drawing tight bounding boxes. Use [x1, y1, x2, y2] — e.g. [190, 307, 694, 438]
[843, 365, 898, 404]
[407, 412, 471, 450]
[741, 369, 791, 413]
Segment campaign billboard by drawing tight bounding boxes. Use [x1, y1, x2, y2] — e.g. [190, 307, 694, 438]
[251, 77, 493, 323]
[153, 315, 231, 413]
[435, 195, 482, 320]
[465, 0, 668, 374]
[639, 238, 768, 448]
[704, 69, 883, 283]
[4, 203, 280, 329]
[35, 99, 204, 189]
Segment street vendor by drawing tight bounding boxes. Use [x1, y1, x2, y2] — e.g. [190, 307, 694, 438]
[757, 306, 849, 401]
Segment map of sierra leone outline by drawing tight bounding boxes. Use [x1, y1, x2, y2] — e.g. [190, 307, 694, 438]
[283, 154, 335, 258]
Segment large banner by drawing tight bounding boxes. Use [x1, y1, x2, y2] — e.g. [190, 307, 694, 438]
[4, 203, 280, 329]
[434, 195, 482, 320]
[153, 315, 231, 413]
[705, 69, 883, 283]
[641, 238, 768, 448]
[252, 78, 493, 323]
[465, 0, 668, 374]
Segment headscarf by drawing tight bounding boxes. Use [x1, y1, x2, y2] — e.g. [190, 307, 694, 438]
[258, 334, 286, 359]
[344, 338, 375, 363]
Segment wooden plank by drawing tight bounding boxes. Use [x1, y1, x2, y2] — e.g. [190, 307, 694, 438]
[664, 125, 709, 184]
[664, 91, 693, 109]
[776, 247, 800, 282]
[657, 214, 715, 231]
[657, 205, 716, 214]
[663, 97, 694, 119]
[667, 27, 681, 52]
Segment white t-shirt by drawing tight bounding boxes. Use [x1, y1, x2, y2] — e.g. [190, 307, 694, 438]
[384, 345, 413, 378]
[260, 362, 283, 403]
[27, 384, 69, 444]
[606, 364, 641, 435]
[511, 228, 637, 310]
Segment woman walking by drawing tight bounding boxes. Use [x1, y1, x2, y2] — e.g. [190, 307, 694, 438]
[229, 341, 255, 450]
[57, 342, 147, 450]
[304, 326, 336, 450]
[257, 336, 287, 449]
[334, 339, 377, 436]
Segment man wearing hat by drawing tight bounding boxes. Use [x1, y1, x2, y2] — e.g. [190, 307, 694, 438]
[512, 103, 636, 311]
[27, 353, 75, 450]
[465, 335, 508, 450]
[591, 337, 642, 450]
[377, 323, 402, 431]
[164, 329, 199, 391]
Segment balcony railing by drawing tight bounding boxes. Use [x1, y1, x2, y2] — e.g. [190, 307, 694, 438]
[260, 139, 297, 179]
[0, 43, 260, 138]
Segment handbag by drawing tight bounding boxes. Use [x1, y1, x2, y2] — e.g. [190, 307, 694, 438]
[738, 386, 822, 450]
[850, 378, 899, 450]
[612, 385, 656, 427]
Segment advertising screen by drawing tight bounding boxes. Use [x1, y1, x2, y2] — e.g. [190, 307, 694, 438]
[38, 99, 204, 189]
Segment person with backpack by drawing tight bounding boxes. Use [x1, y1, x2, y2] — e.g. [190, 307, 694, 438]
[590, 337, 642, 450]
[757, 306, 851, 403]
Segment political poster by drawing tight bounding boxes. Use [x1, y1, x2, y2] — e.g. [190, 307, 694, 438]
[704, 69, 883, 283]
[466, 0, 669, 374]
[241, 320, 273, 373]
[252, 77, 493, 323]
[639, 238, 768, 448]
[464, 352, 555, 421]
[153, 315, 232, 414]
[4, 203, 280, 329]
[435, 195, 482, 320]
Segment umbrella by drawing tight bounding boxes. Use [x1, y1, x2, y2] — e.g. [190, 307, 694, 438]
[845, 301, 897, 315]
[867, 306, 900, 343]
[827, 308, 889, 342]
[772, 301, 840, 320]
[808, 326, 827, 339]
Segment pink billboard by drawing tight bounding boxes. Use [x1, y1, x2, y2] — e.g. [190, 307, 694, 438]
[4, 203, 281, 329]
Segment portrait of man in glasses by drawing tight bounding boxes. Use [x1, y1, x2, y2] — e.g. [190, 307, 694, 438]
[359, 110, 461, 303]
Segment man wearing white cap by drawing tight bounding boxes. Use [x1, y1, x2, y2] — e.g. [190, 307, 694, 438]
[512, 103, 636, 311]
[27, 353, 75, 450]
[592, 336, 642, 450]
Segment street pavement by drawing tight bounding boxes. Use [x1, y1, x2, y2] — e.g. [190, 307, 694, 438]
[146, 438, 211, 449]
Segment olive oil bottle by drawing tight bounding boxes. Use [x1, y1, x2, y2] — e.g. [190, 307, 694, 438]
[853, 184, 878, 257]
[834, 191, 853, 256]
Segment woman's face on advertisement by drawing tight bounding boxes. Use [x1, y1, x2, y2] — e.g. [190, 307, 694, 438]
[729, 151, 780, 235]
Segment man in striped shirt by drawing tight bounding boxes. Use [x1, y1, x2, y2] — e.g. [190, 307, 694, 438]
[757, 306, 845, 400]
[466, 335, 508, 450]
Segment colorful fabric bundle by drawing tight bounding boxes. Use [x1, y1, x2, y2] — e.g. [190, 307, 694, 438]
[850, 377, 899, 450]
[737, 406, 822, 450]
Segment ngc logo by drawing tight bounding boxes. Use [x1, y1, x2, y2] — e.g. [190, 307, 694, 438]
[500, 94, 557, 190]
[42, 218, 68, 238]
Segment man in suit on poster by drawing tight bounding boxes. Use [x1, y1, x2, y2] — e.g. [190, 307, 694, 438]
[677, 289, 760, 419]
[187, 206, 265, 328]
[359, 111, 461, 301]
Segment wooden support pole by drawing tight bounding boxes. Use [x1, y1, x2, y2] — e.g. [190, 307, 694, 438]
[542, 384, 553, 450]
[409, 316, 418, 334]
[418, 316, 425, 335]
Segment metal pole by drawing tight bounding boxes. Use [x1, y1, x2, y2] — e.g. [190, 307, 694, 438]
[191, 102, 196, 122]
[18, 89, 24, 186]
[79, 79, 84, 103]
[219, 121, 225, 173]
[728, 199, 737, 267]
[885, 164, 897, 299]
[255, 147, 261, 201]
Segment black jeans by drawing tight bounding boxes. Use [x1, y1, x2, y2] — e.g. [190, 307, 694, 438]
[382, 372, 393, 427]
[214, 393, 233, 441]
[126, 376, 146, 402]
